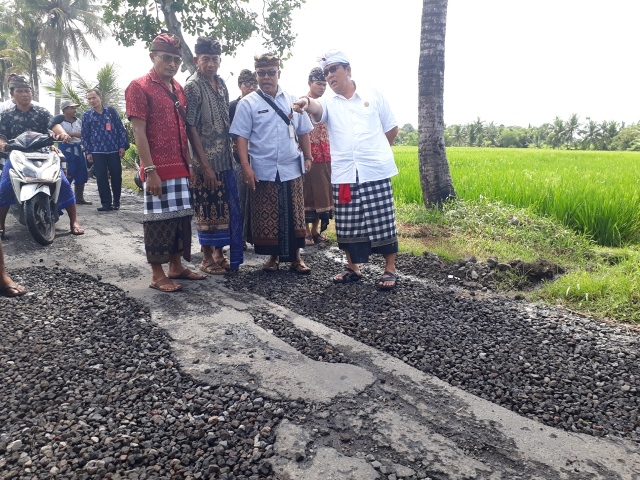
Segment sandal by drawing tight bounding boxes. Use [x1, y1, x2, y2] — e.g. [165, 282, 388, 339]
[333, 267, 362, 284]
[199, 261, 226, 275]
[71, 225, 85, 235]
[0, 284, 26, 297]
[169, 268, 207, 280]
[290, 261, 311, 275]
[312, 233, 328, 243]
[304, 235, 314, 246]
[376, 271, 398, 291]
[216, 257, 231, 270]
[149, 277, 182, 293]
[262, 259, 279, 272]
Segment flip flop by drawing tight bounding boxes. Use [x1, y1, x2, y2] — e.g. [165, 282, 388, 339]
[0, 284, 26, 297]
[149, 278, 182, 293]
[333, 267, 362, 284]
[199, 261, 226, 275]
[304, 235, 314, 246]
[71, 226, 85, 235]
[169, 268, 207, 280]
[376, 271, 398, 291]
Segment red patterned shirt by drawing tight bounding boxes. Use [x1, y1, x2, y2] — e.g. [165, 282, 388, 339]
[125, 68, 190, 181]
[308, 113, 331, 163]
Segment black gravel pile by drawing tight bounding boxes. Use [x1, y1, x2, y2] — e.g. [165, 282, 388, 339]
[226, 250, 640, 442]
[0, 267, 291, 479]
[252, 307, 350, 364]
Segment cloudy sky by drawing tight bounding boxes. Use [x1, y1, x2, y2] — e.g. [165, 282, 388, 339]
[41, 0, 640, 128]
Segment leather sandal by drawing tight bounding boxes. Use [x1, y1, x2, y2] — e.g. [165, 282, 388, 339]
[262, 259, 279, 272]
[290, 261, 311, 275]
[304, 235, 314, 246]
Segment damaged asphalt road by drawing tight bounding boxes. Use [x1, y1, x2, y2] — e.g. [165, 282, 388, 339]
[1, 183, 639, 479]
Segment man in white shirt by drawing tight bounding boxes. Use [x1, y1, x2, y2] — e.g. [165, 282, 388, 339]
[293, 50, 400, 290]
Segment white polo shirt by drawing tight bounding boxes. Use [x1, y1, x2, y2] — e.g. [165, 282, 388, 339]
[318, 84, 398, 184]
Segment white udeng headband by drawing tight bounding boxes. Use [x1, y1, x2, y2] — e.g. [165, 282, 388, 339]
[317, 50, 350, 69]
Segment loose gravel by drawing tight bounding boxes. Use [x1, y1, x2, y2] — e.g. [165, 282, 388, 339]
[0, 267, 296, 479]
[225, 248, 640, 442]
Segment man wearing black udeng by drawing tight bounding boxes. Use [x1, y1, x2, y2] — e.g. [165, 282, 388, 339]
[0, 75, 85, 239]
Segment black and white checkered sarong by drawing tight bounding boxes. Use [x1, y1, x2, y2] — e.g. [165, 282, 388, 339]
[143, 177, 193, 221]
[333, 178, 397, 248]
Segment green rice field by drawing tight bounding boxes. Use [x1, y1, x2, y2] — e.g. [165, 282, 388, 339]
[392, 147, 640, 247]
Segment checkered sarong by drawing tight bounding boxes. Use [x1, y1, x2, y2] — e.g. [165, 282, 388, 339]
[333, 178, 397, 248]
[143, 177, 193, 221]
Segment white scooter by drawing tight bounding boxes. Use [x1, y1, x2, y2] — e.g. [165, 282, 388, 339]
[4, 131, 65, 245]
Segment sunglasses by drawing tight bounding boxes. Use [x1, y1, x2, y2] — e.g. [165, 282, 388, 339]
[155, 53, 183, 65]
[255, 69, 279, 78]
[323, 63, 347, 78]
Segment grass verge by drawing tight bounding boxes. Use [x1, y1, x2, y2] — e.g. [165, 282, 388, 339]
[395, 199, 640, 324]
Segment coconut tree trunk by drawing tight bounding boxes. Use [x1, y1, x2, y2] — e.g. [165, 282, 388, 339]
[160, 0, 197, 75]
[0, 61, 7, 100]
[29, 38, 40, 101]
[418, 0, 455, 206]
[53, 43, 64, 114]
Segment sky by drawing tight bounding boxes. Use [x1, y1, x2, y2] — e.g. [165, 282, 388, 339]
[38, 0, 640, 128]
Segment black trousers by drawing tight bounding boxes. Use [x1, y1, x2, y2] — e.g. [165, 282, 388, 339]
[93, 152, 122, 207]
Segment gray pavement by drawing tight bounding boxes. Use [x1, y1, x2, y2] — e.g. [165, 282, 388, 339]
[3, 183, 639, 479]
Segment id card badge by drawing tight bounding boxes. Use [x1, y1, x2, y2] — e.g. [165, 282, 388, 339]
[289, 123, 295, 138]
[106, 122, 112, 131]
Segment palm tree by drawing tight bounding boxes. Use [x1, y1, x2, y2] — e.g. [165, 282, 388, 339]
[564, 113, 580, 149]
[580, 118, 601, 150]
[44, 63, 124, 115]
[600, 120, 619, 151]
[547, 117, 565, 149]
[418, 0, 455, 206]
[1, 3, 44, 100]
[449, 124, 467, 147]
[30, 0, 106, 112]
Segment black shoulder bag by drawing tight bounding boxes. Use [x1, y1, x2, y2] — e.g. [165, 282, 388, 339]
[161, 86, 188, 124]
[255, 89, 305, 173]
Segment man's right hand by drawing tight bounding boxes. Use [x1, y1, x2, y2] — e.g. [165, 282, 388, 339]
[242, 165, 258, 191]
[202, 168, 218, 190]
[145, 170, 163, 199]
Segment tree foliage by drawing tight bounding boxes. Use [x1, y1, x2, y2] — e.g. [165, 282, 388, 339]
[0, 0, 106, 104]
[44, 63, 124, 114]
[103, 0, 305, 74]
[437, 114, 639, 151]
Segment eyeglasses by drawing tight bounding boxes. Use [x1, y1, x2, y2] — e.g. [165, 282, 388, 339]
[255, 70, 279, 78]
[241, 82, 257, 88]
[154, 53, 183, 65]
[323, 63, 347, 78]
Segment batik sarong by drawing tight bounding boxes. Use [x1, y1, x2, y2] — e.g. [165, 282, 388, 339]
[303, 161, 333, 231]
[58, 143, 88, 184]
[143, 177, 193, 264]
[333, 177, 398, 264]
[190, 168, 243, 270]
[250, 175, 305, 262]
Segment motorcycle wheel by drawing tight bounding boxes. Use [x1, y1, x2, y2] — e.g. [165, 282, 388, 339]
[25, 192, 55, 245]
